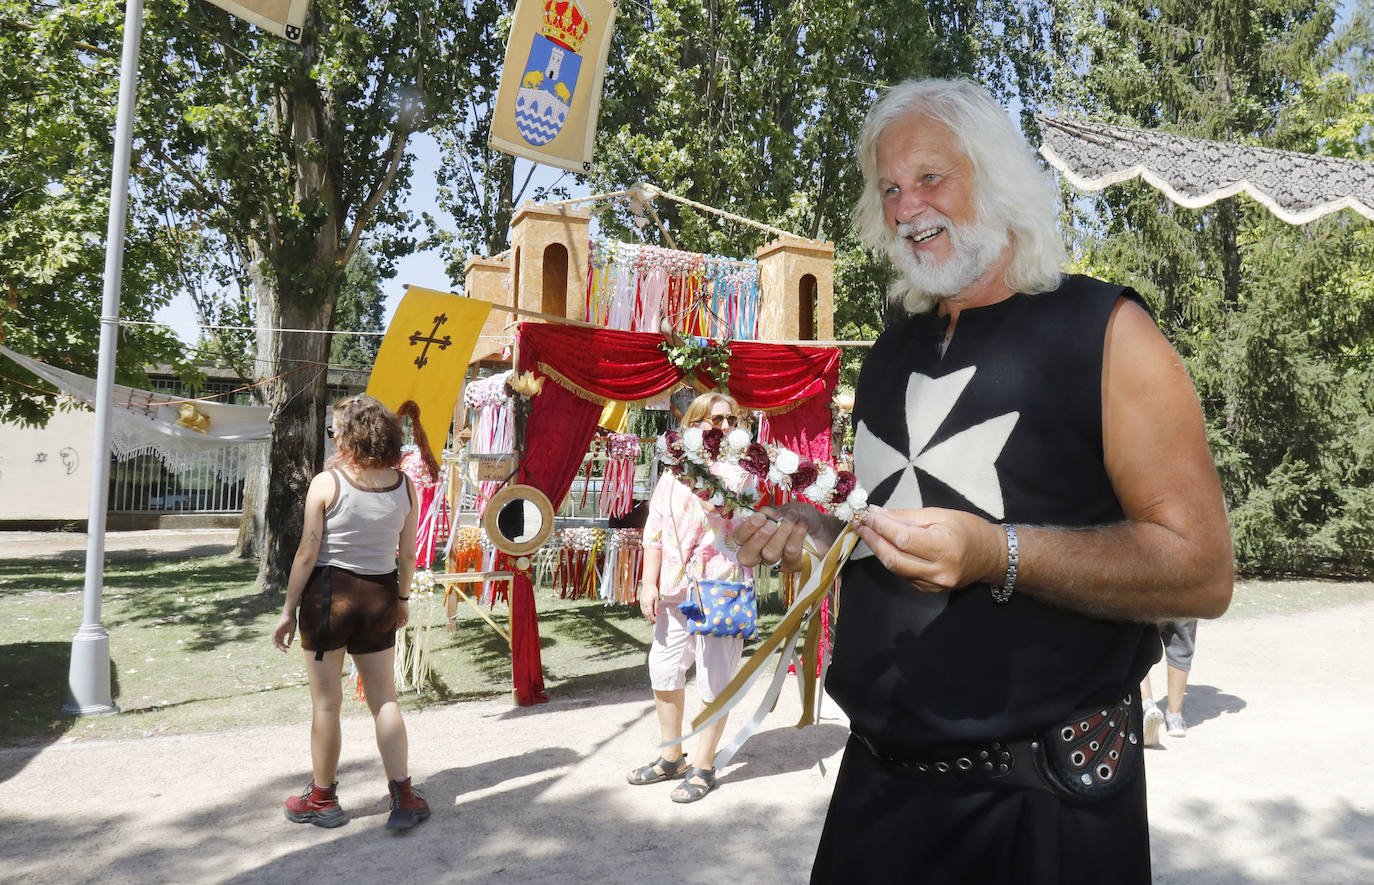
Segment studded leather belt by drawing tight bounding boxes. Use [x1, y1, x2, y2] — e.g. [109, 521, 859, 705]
[851, 692, 1144, 802]
[853, 732, 1048, 792]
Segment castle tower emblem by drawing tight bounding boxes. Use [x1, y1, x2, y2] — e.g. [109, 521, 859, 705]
[515, 0, 593, 146]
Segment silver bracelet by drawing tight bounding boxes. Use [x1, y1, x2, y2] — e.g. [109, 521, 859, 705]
[991, 524, 1018, 605]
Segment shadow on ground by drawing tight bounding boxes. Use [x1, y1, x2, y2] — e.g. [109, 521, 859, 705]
[6, 544, 238, 566]
[4, 749, 1372, 885]
[0, 640, 114, 775]
[1174, 683, 1246, 728]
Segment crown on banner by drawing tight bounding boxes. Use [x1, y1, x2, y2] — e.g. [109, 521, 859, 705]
[542, 0, 591, 53]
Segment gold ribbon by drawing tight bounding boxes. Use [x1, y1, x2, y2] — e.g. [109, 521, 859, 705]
[671, 525, 859, 767]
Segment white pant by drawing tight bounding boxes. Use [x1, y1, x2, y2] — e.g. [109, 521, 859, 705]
[648, 604, 744, 703]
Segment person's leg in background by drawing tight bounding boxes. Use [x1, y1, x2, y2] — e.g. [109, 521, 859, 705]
[1159, 619, 1198, 738]
[1140, 667, 1164, 747]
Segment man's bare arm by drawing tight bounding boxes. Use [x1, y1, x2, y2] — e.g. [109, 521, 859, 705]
[854, 298, 1233, 622]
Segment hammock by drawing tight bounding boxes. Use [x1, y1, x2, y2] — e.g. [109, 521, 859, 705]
[1, 344, 269, 480]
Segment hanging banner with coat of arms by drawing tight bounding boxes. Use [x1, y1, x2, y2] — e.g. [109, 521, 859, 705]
[489, 0, 617, 174]
[367, 287, 492, 474]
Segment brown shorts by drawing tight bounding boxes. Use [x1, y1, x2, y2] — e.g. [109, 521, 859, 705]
[298, 565, 399, 659]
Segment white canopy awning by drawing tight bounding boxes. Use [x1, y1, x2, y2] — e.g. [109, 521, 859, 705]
[1037, 114, 1374, 225]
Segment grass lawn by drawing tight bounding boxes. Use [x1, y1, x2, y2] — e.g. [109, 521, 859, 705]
[0, 549, 793, 748]
[3, 544, 1369, 749]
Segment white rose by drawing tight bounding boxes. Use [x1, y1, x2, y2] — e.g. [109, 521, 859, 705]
[683, 427, 704, 451]
[803, 482, 825, 503]
[775, 448, 800, 474]
[834, 503, 853, 522]
[768, 466, 788, 488]
[814, 465, 837, 492]
[847, 487, 869, 510]
[726, 427, 751, 455]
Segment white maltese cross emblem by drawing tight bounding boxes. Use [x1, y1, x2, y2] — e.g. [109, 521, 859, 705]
[851, 367, 1017, 559]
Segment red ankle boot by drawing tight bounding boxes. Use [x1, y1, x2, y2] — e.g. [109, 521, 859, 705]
[284, 780, 347, 828]
[386, 777, 431, 830]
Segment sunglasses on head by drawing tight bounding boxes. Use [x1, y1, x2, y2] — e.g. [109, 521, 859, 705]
[707, 414, 739, 428]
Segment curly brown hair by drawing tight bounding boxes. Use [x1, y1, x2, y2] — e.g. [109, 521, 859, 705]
[328, 394, 403, 470]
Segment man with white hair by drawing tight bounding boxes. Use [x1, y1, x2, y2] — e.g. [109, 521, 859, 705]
[733, 78, 1233, 883]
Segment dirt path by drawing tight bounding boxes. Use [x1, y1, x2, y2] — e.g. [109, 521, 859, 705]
[1, 532, 1371, 883]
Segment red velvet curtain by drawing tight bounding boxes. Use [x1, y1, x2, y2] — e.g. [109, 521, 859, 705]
[505, 323, 840, 706]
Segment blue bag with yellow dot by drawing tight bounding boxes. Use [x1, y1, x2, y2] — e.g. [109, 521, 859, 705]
[678, 579, 757, 639]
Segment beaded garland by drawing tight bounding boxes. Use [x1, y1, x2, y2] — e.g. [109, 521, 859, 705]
[656, 426, 869, 521]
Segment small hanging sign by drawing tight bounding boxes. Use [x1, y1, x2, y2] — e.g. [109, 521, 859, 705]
[201, 0, 310, 42]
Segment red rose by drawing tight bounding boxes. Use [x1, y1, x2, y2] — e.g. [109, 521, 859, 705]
[790, 460, 819, 491]
[833, 471, 857, 501]
[740, 443, 771, 478]
[703, 427, 724, 458]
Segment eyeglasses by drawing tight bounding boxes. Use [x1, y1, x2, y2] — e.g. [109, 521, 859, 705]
[326, 427, 335, 439]
[706, 414, 739, 428]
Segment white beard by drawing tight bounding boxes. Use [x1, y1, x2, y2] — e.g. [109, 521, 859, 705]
[888, 214, 1009, 300]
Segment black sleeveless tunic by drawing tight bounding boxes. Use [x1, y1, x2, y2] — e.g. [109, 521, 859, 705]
[811, 276, 1159, 885]
[828, 274, 1162, 755]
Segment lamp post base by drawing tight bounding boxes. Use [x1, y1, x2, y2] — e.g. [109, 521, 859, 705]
[62, 625, 118, 716]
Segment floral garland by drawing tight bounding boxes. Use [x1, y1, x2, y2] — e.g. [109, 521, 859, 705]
[660, 336, 732, 389]
[656, 425, 869, 521]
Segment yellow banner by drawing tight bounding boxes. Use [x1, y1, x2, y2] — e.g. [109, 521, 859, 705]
[489, 0, 617, 174]
[202, 0, 310, 42]
[367, 287, 492, 466]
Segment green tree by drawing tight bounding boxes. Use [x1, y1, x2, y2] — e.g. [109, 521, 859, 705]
[329, 247, 385, 369]
[425, 0, 570, 282]
[125, 0, 475, 588]
[1050, 0, 1374, 573]
[0, 4, 186, 426]
[588, 0, 1055, 384]
[426, 0, 1055, 371]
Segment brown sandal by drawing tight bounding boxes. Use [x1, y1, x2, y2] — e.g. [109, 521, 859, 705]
[626, 754, 689, 785]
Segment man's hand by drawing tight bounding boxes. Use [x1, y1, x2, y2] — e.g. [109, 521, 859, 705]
[855, 506, 1006, 593]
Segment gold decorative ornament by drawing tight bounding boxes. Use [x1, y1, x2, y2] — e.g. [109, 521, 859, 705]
[176, 403, 212, 433]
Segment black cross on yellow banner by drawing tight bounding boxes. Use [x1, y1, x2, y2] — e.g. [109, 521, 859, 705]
[409, 313, 452, 369]
[368, 288, 492, 468]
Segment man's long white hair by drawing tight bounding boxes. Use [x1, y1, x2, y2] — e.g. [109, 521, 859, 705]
[854, 78, 1067, 314]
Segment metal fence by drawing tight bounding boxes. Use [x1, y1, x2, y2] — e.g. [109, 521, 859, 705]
[106, 377, 360, 514]
[107, 445, 263, 514]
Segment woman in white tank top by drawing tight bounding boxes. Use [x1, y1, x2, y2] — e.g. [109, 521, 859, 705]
[270, 394, 429, 830]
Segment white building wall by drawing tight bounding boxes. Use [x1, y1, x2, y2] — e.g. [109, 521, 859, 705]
[0, 401, 94, 520]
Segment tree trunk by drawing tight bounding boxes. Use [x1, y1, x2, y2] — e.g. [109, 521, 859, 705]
[253, 278, 336, 590]
[233, 441, 266, 559]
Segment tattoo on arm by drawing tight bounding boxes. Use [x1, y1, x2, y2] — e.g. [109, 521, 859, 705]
[305, 531, 320, 543]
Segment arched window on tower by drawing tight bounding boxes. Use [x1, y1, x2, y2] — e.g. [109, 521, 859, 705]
[542, 243, 568, 318]
[798, 273, 817, 340]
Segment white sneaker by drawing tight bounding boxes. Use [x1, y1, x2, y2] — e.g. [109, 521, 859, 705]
[1143, 704, 1164, 747]
[1165, 711, 1187, 738]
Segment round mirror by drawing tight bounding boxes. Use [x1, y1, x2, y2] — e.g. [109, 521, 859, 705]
[482, 483, 555, 556]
